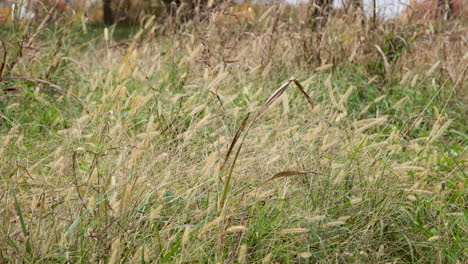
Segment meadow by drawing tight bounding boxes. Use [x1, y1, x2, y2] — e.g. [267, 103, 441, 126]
[0, 2, 467, 263]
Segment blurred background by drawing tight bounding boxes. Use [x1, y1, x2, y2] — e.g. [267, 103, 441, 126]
[0, 0, 466, 25]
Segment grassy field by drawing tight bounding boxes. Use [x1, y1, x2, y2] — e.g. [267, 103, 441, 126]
[0, 4, 467, 263]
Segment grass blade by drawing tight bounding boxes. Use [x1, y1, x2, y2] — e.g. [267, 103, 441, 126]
[160, 239, 182, 263]
[0, 225, 20, 252]
[65, 189, 111, 237]
[3, 77, 88, 113]
[220, 114, 250, 172]
[252, 79, 292, 123]
[292, 79, 315, 109]
[218, 137, 246, 213]
[219, 78, 316, 212]
[256, 170, 323, 190]
[8, 177, 32, 255]
[375, 45, 391, 82]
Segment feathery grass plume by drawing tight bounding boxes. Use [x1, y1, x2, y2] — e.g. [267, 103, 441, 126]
[307, 215, 326, 222]
[410, 74, 419, 88]
[445, 213, 464, 217]
[315, 64, 334, 72]
[198, 216, 223, 238]
[298, 252, 312, 258]
[353, 117, 388, 134]
[321, 133, 338, 151]
[118, 49, 138, 79]
[261, 253, 272, 263]
[400, 71, 411, 85]
[238, 244, 248, 263]
[363, 141, 389, 150]
[426, 61, 441, 76]
[375, 45, 391, 82]
[108, 238, 122, 264]
[324, 220, 346, 227]
[393, 165, 426, 172]
[281, 92, 289, 116]
[129, 246, 145, 264]
[226, 225, 246, 233]
[150, 205, 163, 220]
[278, 228, 309, 234]
[182, 226, 191, 246]
[350, 197, 363, 205]
[338, 216, 351, 221]
[427, 119, 453, 144]
[340, 86, 355, 104]
[325, 74, 338, 107]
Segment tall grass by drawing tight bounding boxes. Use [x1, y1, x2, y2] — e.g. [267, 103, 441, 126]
[0, 1, 466, 263]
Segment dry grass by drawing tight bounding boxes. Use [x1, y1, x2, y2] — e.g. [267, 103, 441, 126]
[0, 2, 467, 263]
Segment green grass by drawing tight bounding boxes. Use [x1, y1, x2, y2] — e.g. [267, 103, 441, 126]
[0, 7, 467, 263]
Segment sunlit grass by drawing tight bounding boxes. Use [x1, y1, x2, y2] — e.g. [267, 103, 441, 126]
[0, 3, 466, 263]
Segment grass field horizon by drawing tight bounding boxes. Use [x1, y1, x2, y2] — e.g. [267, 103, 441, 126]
[0, 2, 467, 263]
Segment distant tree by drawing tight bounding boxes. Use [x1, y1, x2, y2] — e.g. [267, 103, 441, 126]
[158, 0, 224, 21]
[343, 0, 363, 10]
[342, 0, 364, 17]
[438, 0, 454, 19]
[309, 0, 333, 28]
[313, 0, 333, 15]
[103, 0, 114, 25]
[404, 0, 467, 20]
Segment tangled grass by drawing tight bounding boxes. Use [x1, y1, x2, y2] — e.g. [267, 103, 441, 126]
[0, 3, 467, 263]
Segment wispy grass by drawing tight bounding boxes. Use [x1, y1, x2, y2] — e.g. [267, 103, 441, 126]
[0, 2, 466, 263]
